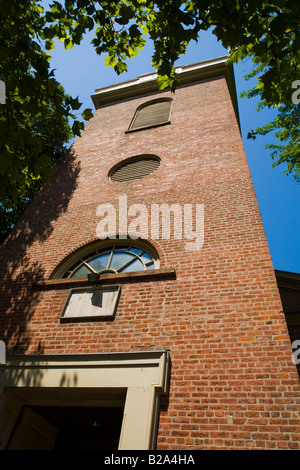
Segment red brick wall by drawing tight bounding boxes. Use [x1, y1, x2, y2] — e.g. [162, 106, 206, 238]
[1, 75, 300, 449]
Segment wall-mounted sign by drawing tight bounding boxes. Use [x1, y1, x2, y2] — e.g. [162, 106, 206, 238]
[60, 285, 121, 323]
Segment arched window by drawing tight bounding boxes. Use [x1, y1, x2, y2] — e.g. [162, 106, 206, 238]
[54, 242, 159, 280]
[128, 98, 172, 131]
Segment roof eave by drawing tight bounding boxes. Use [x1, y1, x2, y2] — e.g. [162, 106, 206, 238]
[91, 55, 240, 127]
[275, 269, 300, 290]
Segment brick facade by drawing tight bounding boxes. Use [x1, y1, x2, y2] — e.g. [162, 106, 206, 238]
[1, 60, 300, 449]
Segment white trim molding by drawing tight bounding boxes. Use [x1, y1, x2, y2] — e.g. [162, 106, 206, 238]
[0, 350, 170, 450]
[90, 56, 240, 128]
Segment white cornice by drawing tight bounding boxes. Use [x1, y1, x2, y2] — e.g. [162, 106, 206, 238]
[91, 55, 240, 126]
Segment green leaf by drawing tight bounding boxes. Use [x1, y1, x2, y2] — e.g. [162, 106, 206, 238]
[81, 108, 93, 120]
[104, 55, 117, 68]
[72, 120, 84, 136]
[64, 38, 74, 51]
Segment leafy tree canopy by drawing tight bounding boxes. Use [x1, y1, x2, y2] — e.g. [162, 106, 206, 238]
[42, 0, 300, 178]
[0, 0, 299, 224]
[0, 92, 73, 243]
[0, 0, 92, 211]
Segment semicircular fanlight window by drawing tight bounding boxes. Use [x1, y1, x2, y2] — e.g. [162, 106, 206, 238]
[62, 245, 156, 279]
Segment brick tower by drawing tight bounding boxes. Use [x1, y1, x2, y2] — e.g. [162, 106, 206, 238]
[0, 57, 299, 450]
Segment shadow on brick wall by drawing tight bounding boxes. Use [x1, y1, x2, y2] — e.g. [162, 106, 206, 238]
[0, 149, 80, 354]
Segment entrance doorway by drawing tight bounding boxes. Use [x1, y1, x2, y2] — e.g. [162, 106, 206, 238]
[7, 404, 124, 450]
[0, 351, 170, 450]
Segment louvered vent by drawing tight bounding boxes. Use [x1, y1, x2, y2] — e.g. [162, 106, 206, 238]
[130, 99, 172, 130]
[109, 155, 161, 182]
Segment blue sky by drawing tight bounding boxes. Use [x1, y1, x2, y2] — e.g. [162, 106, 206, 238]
[48, 26, 300, 274]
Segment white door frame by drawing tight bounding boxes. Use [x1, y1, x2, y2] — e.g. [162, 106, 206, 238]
[0, 350, 170, 450]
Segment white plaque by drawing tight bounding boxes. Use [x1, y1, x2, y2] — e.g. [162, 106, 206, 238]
[60, 286, 121, 322]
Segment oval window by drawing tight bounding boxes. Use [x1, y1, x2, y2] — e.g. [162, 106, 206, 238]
[109, 155, 161, 182]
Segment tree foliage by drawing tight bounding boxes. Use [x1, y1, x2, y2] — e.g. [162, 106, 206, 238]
[0, 0, 91, 210]
[49, 0, 298, 179]
[40, 0, 300, 101]
[0, 88, 73, 243]
[0, 0, 299, 233]
[248, 102, 300, 181]
[243, 60, 300, 181]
